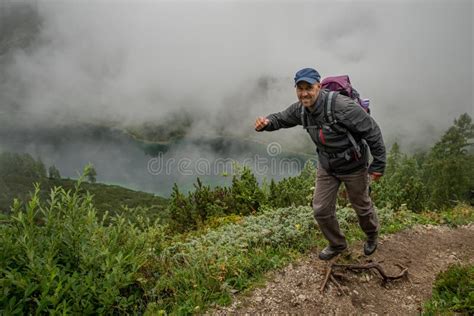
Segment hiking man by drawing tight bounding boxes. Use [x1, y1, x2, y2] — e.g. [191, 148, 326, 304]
[255, 68, 386, 260]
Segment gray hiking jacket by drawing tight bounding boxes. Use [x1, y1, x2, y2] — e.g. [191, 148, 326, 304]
[261, 89, 386, 175]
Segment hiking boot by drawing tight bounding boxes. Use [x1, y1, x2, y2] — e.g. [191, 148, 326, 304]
[318, 246, 346, 261]
[363, 239, 378, 256]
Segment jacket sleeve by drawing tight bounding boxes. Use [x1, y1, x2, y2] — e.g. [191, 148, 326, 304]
[335, 96, 386, 174]
[260, 102, 303, 131]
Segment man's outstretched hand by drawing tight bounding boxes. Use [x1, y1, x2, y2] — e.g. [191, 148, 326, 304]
[255, 116, 270, 131]
[370, 172, 383, 182]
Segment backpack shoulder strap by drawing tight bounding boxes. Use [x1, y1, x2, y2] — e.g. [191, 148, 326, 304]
[324, 91, 362, 159]
[323, 91, 334, 124]
[324, 91, 346, 134]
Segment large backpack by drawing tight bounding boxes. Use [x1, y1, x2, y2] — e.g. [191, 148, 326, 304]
[321, 75, 370, 114]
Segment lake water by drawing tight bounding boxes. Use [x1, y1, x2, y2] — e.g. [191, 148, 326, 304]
[0, 125, 314, 196]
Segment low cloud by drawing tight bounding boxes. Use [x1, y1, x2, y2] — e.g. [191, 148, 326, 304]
[1, 0, 472, 153]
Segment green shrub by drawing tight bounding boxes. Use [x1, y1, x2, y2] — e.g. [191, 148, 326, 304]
[424, 264, 474, 314]
[229, 165, 266, 215]
[266, 161, 316, 208]
[167, 165, 266, 233]
[0, 167, 165, 314]
[372, 143, 427, 211]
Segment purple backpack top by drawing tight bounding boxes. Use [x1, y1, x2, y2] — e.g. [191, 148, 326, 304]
[321, 75, 370, 113]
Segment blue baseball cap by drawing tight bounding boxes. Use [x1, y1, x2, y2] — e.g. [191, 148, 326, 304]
[294, 68, 321, 85]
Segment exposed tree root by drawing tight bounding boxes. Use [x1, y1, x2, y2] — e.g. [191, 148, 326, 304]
[320, 258, 408, 294]
[319, 257, 339, 293]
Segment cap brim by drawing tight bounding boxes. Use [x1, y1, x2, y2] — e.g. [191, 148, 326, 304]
[295, 77, 319, 85]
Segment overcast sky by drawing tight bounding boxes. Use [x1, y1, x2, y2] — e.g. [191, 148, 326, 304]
[1, 0, 473, 152]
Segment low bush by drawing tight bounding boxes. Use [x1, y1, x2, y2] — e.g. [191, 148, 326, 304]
[0, 168, 165, 314]
[266, 161, 316, 208]
[167, 165, 266, 233]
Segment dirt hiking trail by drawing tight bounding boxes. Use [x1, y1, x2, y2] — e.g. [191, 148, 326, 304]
[213, 224, 474, 315]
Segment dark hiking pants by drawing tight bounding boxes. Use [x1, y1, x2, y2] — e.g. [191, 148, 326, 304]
[312, 166, 379, 249]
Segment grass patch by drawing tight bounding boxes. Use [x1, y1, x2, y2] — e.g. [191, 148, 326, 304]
[423, 264, 474, 314]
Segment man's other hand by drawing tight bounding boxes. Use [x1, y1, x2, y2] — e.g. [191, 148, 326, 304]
[255, 117, 270, 131]
[370, 172, 383, 182]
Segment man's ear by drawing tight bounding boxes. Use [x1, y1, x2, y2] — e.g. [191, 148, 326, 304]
[315, 83, 321, 88]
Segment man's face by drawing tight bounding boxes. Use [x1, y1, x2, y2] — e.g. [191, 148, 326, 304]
[296, 81, 321, 108]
